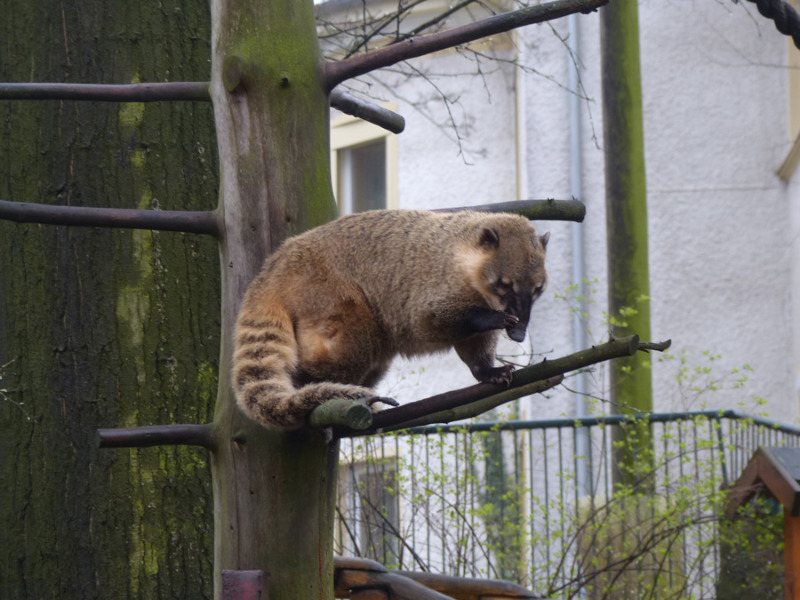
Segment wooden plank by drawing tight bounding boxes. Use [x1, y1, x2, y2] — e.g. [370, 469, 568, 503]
[222, 570, 268, 600]
[786, 515, 800, 600]
[395, 570, 536, 599]
[759, 448, 800, 516]
[727, 447, 800, 517]
[772, 448, 800, 482]
[350, 590, 389, 600]
[725, 452, 764, 518]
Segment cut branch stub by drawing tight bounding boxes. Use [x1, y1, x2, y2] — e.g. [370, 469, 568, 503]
[329, 89, 405, 134]
[308, 397, 373, 430]
[222, 55, 252, 93]
[325, 0, 609, 90]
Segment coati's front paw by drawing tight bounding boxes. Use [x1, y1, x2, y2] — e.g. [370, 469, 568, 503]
[475, 364, 515, 386]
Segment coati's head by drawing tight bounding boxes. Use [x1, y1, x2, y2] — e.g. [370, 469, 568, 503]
[469, 217, 549, 343]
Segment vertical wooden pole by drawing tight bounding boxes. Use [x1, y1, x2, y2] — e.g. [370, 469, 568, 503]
[208, 0, 339, 598]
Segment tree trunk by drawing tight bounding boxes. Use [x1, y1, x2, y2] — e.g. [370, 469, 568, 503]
[208, 0, 340, 597]
[0, 0, 218, 597]
[600, 0, 654, 487]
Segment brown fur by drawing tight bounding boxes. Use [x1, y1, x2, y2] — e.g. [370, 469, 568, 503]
[233, 209, 549, 429]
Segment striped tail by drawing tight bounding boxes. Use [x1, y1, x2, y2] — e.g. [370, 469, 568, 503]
[233, 313, 375, 429]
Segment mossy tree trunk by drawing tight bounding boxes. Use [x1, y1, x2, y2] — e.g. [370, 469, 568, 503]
[600, 0, 654, 487]
[0, 0, 219, 597]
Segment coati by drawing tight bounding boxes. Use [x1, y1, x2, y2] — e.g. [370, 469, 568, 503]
[233, 209, 549, 429]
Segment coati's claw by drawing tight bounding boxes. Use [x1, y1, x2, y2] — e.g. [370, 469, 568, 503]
[482, 364, 515, 386]
[368, 396, 400, 408]
[503, 313, 519, 327]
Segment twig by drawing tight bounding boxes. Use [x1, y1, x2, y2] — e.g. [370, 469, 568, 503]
[0, 199, 222, 236]
[325, 0, 609, 90]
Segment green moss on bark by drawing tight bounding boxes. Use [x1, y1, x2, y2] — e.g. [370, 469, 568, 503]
[600, 0, 653, 487]
[0, 0, 219, 597]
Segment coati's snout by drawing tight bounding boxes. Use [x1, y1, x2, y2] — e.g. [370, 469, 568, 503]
[502, 289, 532, 342]
[481, 227, 549, 344]
[489, 279, 533, 342]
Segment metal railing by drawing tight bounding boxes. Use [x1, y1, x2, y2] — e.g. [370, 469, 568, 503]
[336, 410, 800, 599]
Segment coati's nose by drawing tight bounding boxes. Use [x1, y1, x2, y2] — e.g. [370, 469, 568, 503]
[507, 321, 527, 343]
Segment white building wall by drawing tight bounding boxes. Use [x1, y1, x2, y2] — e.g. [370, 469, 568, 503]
[369, 1, 800, 424]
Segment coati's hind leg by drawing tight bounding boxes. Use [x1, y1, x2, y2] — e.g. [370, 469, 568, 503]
[454, 334, 515, 386]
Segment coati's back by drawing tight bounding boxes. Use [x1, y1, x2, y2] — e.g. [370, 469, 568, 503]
[233, 209, 549, 429]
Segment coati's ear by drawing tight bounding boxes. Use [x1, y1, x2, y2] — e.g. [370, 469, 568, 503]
[539, 231, 550, 249]
[479, 227, 500, 249]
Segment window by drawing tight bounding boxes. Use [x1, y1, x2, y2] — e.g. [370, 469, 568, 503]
[336, 458, 400, 563]
[330, 106, 398, 214]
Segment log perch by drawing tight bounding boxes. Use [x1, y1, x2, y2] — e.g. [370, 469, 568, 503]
[346, 336, 670, 436]
[97, 424, 215, 449]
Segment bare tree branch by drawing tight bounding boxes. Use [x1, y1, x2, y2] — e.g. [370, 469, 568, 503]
[440, 198, 585, 222]
[0, 82, 405, 133]
[330, 88, 405, 133]
[96, 424, 215, 449]
[95, 337, 670, 444]
[325, 0, 609, 90]
[0, 199, 222, 236]
[381, 375, 564, 432]
[0, 81, 211, 102]
[341, 336, 670, 437]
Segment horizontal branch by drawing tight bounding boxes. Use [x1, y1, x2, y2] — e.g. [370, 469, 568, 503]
[382, 375, 564, 433]
[325, 0, 609, 89]
[330, 89, 405, 133]
[0, 82, 405, 133]
[343, 336, 670, 437]
[439, 198, 585, 222]
[0, 199, 222, 236]
[335, 567, 455, 600]
[0, 81, 211, 102]
[96, 424, 215, 449]
[333, 556, 537, 599]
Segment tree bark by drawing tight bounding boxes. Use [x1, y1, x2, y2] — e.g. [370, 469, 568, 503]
[0, 0, 218, 597]
[208, 0, 340, 598]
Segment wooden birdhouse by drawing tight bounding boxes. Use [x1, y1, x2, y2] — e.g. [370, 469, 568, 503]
[726, 446, 800, 600]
